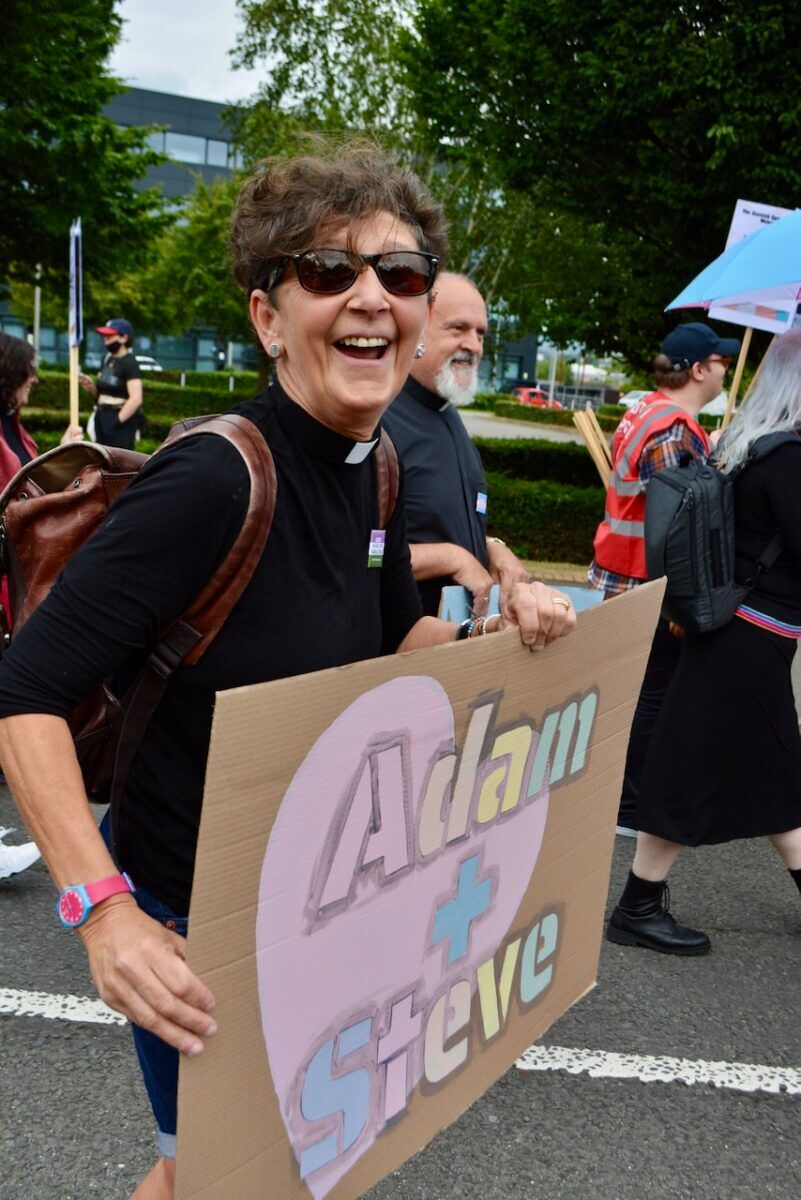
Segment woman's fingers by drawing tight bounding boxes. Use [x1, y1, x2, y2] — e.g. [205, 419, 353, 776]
[81, 903, 217, 1053]
[505, 581, 577, 650]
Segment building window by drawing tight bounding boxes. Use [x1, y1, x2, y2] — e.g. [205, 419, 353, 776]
[206, 139, 229, 167]
[146, 130, 165, 153]
[227, 146, 244, 170]
[165, 132, 206, 164]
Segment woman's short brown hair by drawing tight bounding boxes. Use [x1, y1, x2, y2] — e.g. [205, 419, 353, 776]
[229, 142, 449, 294]
[0, 332, 35, 416]
[652, 353, 692, 391]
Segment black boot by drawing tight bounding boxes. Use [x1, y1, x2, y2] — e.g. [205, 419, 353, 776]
[606, 871, 711, 955]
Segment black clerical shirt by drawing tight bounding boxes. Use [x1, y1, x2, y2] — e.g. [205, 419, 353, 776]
[0, 383, 422, 911]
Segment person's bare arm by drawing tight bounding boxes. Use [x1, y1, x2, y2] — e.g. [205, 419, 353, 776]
[78, 372, 97, 398]
[409, 542, 494, 612]
[118, 377, 143, 424]
[0, 713, 217, 1054]
[486, 538, 530, 615]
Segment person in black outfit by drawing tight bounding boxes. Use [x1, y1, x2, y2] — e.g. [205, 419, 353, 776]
[607, 328, 801, 956]
[0, 146, 576, 1200]
[383, 273, 529, 616]
[80, 317, 143, 449]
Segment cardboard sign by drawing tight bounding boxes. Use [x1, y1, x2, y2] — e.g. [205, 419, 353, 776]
[175, 581, 664, 1200]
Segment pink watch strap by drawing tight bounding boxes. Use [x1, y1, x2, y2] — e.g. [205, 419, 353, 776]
[83, 872, 136, 905]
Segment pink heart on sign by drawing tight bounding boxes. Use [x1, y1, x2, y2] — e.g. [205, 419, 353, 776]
[256, 675, 549, 1199]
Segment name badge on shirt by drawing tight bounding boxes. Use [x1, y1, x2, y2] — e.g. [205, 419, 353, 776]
[476, 491, 488, 515]
[368, 529, 386, 568]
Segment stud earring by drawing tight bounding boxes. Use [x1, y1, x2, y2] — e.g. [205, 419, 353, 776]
[415, 343, 426, 359]
[267, 342, 282, 359]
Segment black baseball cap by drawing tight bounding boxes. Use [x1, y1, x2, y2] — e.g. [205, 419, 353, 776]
[661, 322, 740, 370]
[96, 318, 134, 338]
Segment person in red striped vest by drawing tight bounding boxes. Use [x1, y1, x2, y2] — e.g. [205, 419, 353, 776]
[588, 324, 739, 862]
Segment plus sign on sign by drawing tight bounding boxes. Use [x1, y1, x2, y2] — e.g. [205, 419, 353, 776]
[176, 581, 664, 1200]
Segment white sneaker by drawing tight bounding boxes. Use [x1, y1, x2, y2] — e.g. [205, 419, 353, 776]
[0, 826, 41, 879]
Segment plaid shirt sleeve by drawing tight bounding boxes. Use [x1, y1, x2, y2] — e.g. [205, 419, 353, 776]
[639, 421, 708, 483]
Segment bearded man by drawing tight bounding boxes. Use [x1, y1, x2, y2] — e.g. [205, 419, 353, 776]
[383, 273, 529, 616]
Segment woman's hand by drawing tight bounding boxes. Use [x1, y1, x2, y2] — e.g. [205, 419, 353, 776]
[78, 373, 97, 397]
[79, 897, 217, 1055]
[499, 580, 577, 650]
[59, 424, 84, 445]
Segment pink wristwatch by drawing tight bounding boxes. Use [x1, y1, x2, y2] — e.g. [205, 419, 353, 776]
[57, 872, 136, 928]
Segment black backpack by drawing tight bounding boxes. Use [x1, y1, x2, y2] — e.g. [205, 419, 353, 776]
[644, 433, 797, 634]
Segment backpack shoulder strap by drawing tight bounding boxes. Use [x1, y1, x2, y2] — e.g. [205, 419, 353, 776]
[165, 414, 277, 665]
[108, 415, 276, 853]
[374, 428, 400, 528]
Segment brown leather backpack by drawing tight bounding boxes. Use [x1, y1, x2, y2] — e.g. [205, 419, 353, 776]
[0, 414, 399, 850]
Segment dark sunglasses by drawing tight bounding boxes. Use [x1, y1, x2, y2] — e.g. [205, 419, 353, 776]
[264, 248, 440, 297]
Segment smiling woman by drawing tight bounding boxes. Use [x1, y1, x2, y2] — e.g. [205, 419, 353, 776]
[0, 141, 576, 1200]
[231, 145, 447, 438]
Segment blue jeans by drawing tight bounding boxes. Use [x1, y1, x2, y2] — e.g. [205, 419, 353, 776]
[99, 812, 186, 1158]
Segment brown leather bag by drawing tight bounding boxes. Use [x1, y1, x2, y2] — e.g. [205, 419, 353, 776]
[0, 415, 399, 847]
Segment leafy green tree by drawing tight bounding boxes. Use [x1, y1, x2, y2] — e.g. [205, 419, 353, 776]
[230, 0, 578, 341]
[404, 0, 801, 362]
[94, 176, 252, 345]
[1, 0, 168, 290]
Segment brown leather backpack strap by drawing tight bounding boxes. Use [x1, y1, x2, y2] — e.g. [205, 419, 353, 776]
[374, 428, 399, 528]
[165, 413, 277, 666]
[108, 414, 276, 855]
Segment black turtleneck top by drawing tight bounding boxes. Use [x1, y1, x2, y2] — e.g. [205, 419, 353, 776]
[382, 376, 489, 616]
[0, 383, 423, 911]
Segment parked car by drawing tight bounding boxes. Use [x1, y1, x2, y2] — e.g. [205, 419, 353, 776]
[511, 386, 564, 409]
[134, 355, 164, 372]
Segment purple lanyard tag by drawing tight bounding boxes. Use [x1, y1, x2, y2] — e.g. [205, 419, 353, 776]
[368, 529, 386, 568]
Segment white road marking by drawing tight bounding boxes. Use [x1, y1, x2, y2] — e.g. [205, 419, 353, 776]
[0, 987, 126, 1025]
[516, 1044, 801, 1095]
[4, 987, 798, 1096]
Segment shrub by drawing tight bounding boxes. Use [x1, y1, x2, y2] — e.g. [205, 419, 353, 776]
[158, 369, 259, 394]
[485, 471, 602, 563]
[32, 374, 238, 419]
[494, 400, 621, 432]
[466, 392, 507, 412]
[473, 437, 602, 488]
[596, 403, 721, 431]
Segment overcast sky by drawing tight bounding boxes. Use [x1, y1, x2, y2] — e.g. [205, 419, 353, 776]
[109, 0, 264, 103]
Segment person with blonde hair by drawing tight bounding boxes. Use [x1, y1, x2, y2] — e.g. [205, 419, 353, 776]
[607, 328, 801, 956]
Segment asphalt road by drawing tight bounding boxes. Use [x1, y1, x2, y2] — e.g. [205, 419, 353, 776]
[2, 784, 799, 1200]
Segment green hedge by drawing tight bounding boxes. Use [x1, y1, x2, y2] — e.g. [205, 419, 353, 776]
[33, 373, 241, 419]
[473, 437, 602, 488]
[485, 471, 601, 562]
[494, 400, 620, 431]
[158, 369, 258, 393]
[32, 429, 161, 455]
[467, 392, 506, 412]
[596, 403, 721, 431]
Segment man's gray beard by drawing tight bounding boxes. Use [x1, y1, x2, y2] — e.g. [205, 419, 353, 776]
[435, 358, 479, 408]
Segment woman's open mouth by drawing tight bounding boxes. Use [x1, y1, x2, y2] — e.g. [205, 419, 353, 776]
[335, 336, 390, 361]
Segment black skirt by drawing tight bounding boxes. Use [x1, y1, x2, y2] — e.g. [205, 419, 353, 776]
[636, 617, 801, 844]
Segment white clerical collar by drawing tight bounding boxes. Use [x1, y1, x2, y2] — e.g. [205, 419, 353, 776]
[344, 437, 379, 464]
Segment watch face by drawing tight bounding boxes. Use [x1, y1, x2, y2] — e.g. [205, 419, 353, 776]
[59, 888, 86, 926]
